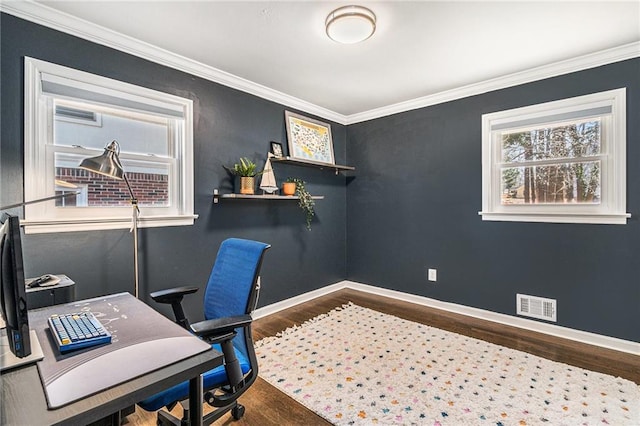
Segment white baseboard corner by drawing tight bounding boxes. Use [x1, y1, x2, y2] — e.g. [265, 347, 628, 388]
[254, 280, 640, 356]
[254, 281, 349, 319]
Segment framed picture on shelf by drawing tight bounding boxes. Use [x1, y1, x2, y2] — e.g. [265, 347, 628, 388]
[284, 111, 335, 165]
[270, 141, 284, 157]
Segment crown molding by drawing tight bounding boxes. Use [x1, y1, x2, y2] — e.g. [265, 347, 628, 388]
[0, 1, 347, 125]
[2, 2, 638, 127]
[347, 41, 640, 124]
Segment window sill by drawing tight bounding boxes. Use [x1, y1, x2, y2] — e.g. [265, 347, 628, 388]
[478, 211, 630, 225]
[21, 214, 198, 234]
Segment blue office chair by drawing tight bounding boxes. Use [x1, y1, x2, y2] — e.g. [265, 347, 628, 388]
[137, 238, 270, 425]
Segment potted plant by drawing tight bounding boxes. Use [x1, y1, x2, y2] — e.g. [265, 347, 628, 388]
[285, 178, 315, 230]
[225, 157, 262, 194]
[282, 180, 296, 196]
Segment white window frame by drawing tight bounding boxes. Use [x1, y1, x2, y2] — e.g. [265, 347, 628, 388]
[23, 57, 196, 233]
[480, 88, 628, 225]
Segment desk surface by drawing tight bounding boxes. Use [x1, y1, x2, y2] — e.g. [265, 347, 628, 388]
[1, 293, 222, 426]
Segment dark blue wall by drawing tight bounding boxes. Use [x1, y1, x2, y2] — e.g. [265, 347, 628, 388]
[346, 59, 640, 342]
[1, 13, 348, 321]
[2, 13, 638, 343]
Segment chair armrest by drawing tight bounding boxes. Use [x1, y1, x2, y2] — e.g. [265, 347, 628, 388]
[149, 286, 199, 304]
[190, 314, 252, 340]
[150, 286, 199, 329]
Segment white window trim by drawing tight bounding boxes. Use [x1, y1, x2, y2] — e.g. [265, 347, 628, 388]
[480, 88, 629, 225]
[23, 57, 197, 233]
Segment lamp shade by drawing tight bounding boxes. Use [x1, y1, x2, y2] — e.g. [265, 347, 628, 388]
[79, 140, 124, 180]
[326, 5, 376, 44]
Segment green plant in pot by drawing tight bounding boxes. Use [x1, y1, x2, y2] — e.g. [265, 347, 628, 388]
[285, 177, 315, 230]
[225, 157, 262, 194]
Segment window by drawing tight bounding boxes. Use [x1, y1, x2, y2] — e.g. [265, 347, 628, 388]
[23, 57, 196, 233]
[480, 89, 628, 225]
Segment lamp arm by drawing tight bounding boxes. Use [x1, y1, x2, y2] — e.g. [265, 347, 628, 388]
[122, 174, 139, 210]
[122, 172, 140, 299]
[1, 192, 81, 211]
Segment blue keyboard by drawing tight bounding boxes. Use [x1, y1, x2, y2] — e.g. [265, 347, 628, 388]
[48, 312, 112, 353]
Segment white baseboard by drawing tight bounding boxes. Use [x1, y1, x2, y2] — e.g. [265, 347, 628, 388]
[254, 281, 348, 319]
[254, 280, 640, 356]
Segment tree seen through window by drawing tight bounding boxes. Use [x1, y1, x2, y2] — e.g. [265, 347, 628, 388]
[500, 119, 601, 205]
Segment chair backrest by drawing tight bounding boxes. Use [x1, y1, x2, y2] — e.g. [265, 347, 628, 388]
[203, 238, 270, 355]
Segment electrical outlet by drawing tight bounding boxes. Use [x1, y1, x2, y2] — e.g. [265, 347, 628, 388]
[428, 268, 437, 282]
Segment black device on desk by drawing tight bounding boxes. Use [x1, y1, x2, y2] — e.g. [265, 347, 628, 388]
[1, 213, 88, 372]
[26, 274, 76, 309]
[0, 213, 33, 362]
[27, 274, 60, 288]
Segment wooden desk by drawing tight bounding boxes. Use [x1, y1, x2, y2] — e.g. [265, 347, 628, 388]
[1, 294, 222, 426]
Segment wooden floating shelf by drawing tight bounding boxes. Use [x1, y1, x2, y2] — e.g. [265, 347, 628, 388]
[213, 191, 324, 203]
[220, 194, 324, 200]
[270, 156, 355, 173]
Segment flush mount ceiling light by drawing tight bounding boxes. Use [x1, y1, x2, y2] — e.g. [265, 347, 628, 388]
[325, 5, 376, 44]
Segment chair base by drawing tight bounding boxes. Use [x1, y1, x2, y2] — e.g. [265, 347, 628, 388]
[157, 400, 244, 426]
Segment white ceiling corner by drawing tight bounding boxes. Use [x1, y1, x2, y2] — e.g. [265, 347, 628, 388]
[1, 1, 639, 125]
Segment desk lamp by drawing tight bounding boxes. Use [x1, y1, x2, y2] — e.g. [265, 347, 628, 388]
[79, 140, 140, 298]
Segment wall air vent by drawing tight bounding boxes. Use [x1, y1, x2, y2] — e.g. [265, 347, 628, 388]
[516, 293, 557, 322]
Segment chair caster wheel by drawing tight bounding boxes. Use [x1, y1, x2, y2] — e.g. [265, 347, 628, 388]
[231, 404, 245, 420]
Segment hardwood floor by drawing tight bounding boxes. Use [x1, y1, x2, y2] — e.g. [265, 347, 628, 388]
[126, 288, 639, 425]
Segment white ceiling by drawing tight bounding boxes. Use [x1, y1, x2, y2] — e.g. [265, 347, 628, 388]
[6, 1, 640, 121]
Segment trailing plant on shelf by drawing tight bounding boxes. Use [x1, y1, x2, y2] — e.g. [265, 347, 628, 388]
[286, 177, 315, 230]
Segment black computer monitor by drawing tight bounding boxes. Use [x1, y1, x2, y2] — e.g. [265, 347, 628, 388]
[0, 213, 31, 358]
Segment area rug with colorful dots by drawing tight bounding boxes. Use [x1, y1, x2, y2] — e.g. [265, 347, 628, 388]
[254, 303, 639, 425]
